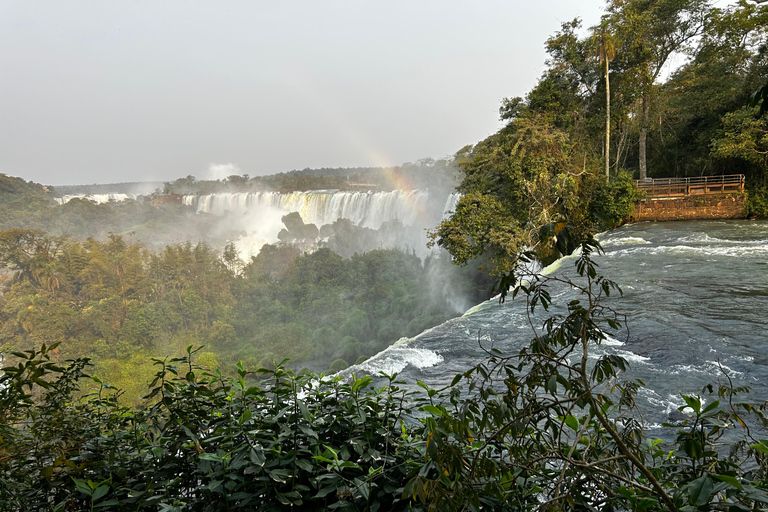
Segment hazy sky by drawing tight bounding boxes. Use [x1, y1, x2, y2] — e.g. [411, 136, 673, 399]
[1, 1, 609, 186]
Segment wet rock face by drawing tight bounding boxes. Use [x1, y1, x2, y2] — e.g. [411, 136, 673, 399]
[667, 409, 689, 425]
[633, 194, 745, 222]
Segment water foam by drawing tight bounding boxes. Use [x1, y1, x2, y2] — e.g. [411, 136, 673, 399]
[349, 345, 444, 375]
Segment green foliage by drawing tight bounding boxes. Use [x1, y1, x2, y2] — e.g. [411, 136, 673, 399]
[4, 246, 768, 511]
[746, 187, 768, 217]
[329, 358, 349, 372]
[0, 228, 483, 395]
[588, 172, 645, 225]
[430, 111, 642, 276]
[752, 79, 768, 116]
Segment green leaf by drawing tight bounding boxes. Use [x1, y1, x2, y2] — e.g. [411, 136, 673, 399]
[564, 415, 579, 431]
[701, 399, 720, 414]
[684, 438, 703, 460]
[239, 409, 252, 425]
[299, 424, 318, 439]
[547, 374, 557, 394]
[688, 475, 713, 507]
[94, 499, 120, 509]
[421, 405, 443, 417]
[681, 394, 701, 414]
[249, 447, 265, 466]
[712, 474, 742, 490]
[295, 459, 314, 472]
[315, 485, 337, 498]
[268, 469, 292, 484]
[92, 485, 109, 502]
[72, 478, 92, 496]
[751, 442, 768, 456]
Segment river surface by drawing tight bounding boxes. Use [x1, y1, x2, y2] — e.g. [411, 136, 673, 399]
[352, 220, 768, 427]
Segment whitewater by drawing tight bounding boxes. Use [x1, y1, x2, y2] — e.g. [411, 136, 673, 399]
[352, 220, 768, 426]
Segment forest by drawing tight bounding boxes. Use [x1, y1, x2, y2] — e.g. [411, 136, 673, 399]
[2, 0, 768, 510]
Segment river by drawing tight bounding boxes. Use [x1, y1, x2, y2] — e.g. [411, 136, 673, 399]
[353, 220, 768, 427]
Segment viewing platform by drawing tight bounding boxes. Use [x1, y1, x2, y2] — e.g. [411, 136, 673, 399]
[633, 174, 745, 221]
[635, 174, 744, 199]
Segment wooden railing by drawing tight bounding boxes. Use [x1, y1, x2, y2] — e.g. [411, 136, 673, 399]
[635, 174, 745, 198]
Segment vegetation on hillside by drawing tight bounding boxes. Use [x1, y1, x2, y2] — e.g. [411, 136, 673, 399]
[0, 227, 490, 401]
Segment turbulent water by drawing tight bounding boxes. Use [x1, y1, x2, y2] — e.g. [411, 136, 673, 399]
[354, 220, 768, 427]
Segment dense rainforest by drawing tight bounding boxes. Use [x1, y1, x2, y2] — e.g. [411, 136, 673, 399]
[2, 0, 768, 510]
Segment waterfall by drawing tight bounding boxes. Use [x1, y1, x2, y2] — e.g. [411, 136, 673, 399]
[180, 189, 453, 260]
[184, 189, 436, 230]
[55, 193, 137, 205]
[440, 193, 461, 220]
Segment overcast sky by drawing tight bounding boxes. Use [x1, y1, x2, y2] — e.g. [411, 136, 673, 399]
[1, 1, 609, 186]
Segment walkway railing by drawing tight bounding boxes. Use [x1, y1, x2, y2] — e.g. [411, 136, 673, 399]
[635, 174, 745, 198]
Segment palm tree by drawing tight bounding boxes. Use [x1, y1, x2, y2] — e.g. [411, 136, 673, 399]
[32, 260, 60, 296]
[597, 18, 616, 179]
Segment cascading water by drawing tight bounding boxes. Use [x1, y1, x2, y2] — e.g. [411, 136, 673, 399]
[184, 190, 433, 229]
[440, 192, 461, 219]
[351, 220, 768, 428]
[183, 189, 453, 259]
[55, 193, 138, 205]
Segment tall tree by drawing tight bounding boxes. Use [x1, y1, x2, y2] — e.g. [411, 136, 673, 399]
[610, 0, 710, 179]
[595, 18, 617, 178]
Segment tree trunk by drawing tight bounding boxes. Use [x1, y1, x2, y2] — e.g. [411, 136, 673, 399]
[615, 125, 627, 173]
[639, 95, 649, 180]
[605, 59, 611, 179]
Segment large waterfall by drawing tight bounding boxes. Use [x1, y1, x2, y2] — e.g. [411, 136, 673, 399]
[182, 189, 459, 259]
[183, 190, 443, 230]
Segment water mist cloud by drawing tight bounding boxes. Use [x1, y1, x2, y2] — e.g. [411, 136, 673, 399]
[207, 163, 242, 181]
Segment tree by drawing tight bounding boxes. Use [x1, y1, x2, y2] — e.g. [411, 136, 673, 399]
[610, 0, 710, 179]
[0, 229, 61, 281]
[596, 18, 617, 178]
[751, 80, 768, 115]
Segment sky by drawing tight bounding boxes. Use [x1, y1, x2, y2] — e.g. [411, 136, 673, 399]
[0, 1, 610, 186]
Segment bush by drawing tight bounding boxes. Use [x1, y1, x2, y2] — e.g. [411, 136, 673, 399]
[329, 358, 349, 373]
[589, 172, 644, 227]
[746, 186, 768, 217]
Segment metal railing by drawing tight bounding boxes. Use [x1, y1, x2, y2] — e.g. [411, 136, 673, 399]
[635, 174, 745, 198]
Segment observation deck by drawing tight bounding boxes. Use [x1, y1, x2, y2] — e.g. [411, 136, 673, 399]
[632, 174, 745, 221]
[635, 174, 744, 199]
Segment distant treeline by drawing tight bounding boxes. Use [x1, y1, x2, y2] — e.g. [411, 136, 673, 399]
[162, 158, 459, 195]
[45, 159, 460, 197]
[54, 181, 164, 196]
